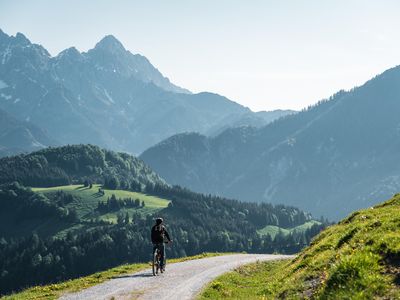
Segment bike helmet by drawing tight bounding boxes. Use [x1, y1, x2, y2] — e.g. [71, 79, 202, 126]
[155, 217, 163, 225]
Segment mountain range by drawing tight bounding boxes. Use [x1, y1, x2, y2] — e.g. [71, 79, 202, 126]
[4, 29, 399, 221]
[141, 65, 400, 220]
[0, 29, 292, 155]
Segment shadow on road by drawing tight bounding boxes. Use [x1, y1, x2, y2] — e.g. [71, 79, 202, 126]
[112, 273, 154, 279]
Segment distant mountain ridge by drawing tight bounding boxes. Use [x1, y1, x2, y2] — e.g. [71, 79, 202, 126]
[141, 65, 400, 220]
[206, 109, 295, 136]
[0, 108, 56, 157]
[0, 29, 292, 155]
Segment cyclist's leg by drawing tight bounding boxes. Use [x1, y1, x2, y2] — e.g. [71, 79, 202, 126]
[159, 243, 166, 267]
[152, 244, 157, 257]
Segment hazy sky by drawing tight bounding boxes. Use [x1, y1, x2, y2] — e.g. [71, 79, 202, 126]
[1, 0, 400, 111]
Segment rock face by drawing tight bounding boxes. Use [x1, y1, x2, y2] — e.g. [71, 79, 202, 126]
[0, 29, 292, 155]
[141, 66, 400, 220]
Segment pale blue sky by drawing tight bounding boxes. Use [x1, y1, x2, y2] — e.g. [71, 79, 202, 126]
[1, 0, 400, 111]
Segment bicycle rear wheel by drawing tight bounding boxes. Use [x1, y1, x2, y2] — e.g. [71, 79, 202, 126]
[152, 249, 159, 276]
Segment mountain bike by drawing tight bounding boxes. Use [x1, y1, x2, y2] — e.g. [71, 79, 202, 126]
[152, 245, 162, 276]
[152, 241, 172, 276]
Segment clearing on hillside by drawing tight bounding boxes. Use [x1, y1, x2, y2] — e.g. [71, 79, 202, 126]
[257, 220, 321, 239]
[32, 184, 170, 223]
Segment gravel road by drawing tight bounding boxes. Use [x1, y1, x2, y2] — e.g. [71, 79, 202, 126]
[59, 253, 293, 300]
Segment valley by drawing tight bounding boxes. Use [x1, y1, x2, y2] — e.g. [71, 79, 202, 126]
[0, 2, 399, 299]
[0, 145, 325, 296]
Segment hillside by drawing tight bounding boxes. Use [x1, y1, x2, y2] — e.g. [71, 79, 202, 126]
[0, 29, 292, 155]
[0, 144, 325, 296]
[141, 65, 400, 220]
[257, 220, 321, 239]
[200, 194, 400, 299]
[0, 183, 169, 239]
[32, 184, 169, 224]
[0, 144, 165, 188]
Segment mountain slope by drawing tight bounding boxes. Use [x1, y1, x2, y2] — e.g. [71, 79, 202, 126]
[205, 109, 296, 136]
[0, 29, 283, 154]
[200, 194, 400, 299]
[141, 66, 400, 220]
[0, 108, 56, 157]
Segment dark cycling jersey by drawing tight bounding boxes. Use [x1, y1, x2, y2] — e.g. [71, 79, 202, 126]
[151, 224, 171, 244]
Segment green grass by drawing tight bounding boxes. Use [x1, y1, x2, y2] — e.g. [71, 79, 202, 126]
[199, 260, 289, 300]
[257, 220, 321, 239]
[200, 195, 400, 299]
[32, 184, 169, 222]
[32, 184, 169, 217]
[4, 253, 228, 300]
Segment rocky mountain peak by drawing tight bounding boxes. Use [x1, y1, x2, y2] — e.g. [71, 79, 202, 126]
[14, 32, 30, 45]
[0, 28, 8, 39]
[93, 35, 126, 54]
[56, 47, 83, 61]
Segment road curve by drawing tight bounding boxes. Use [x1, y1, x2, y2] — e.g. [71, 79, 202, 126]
[59, 254, 293, 300]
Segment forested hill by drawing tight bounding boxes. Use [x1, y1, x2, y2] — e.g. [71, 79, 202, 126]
[0, 144, 165, 188]
[0, 144, 326, 295]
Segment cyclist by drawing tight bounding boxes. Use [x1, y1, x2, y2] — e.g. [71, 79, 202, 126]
[151, 217, 172, 272]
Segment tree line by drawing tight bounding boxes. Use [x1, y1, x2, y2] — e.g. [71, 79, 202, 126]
[97, 194, 145, 213]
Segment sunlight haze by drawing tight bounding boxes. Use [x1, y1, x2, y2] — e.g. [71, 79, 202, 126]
[1, 0, 399, 111]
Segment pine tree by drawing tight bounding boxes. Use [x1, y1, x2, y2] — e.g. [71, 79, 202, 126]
[124, 212, 130, 224]
[117, 213, 124, 225]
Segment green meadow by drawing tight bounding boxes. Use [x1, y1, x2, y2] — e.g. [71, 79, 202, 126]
[257, 220, 321, 239]
[32, 184, 169, 222]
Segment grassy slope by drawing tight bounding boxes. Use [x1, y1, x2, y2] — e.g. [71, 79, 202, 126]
[0, 185, 169, 239]
[257, 220, 321, 239]
[33, 185, 168, 214]
[33, 184, 169, 223]
[4, 253, 226, 300]
[200, 195, 400, 299]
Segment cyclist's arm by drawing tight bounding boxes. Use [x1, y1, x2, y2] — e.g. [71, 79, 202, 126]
[150, 226, 156, 244]
[164, 228, 172, 242]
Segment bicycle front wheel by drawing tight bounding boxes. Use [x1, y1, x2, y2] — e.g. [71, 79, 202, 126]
[152, 250, 158, 276]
